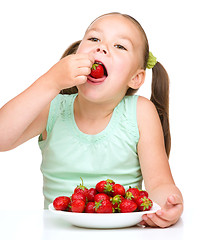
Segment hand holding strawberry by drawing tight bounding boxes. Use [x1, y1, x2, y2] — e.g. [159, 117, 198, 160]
[44, 53, 94, 92]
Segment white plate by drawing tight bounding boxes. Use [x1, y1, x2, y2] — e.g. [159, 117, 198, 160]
[48, 202, 161, 229]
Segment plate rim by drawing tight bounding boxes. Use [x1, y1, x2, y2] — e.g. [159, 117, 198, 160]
[48, 201, 160, 216]
[48, 202, 161, 228]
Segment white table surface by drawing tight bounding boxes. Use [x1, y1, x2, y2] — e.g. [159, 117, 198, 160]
[0, 207, 199, 240]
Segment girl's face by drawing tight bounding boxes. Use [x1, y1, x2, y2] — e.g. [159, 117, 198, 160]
[76, 14, 145, 104]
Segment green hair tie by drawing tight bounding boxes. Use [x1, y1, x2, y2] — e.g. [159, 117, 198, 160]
[147, 51, 157, 69]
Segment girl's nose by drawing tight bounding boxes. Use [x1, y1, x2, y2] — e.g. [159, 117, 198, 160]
[96, 46, 108, 54]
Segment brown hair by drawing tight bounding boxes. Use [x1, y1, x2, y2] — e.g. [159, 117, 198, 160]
[59, 13, 171, 157]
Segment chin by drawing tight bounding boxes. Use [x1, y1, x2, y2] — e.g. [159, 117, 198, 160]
[77, 85, 108, 103]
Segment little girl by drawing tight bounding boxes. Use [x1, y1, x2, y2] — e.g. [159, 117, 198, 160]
[0, 12, 183, 227]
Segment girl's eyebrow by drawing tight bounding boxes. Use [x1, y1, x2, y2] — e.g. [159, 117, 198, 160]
[86, 28, 134, 47]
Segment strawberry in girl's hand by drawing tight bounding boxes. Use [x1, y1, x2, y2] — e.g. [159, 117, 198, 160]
[90, 63, 104, 79]
[136, 196, 153, 211]
[95, 200, 113, 213]
[125, 187, 140, 202]
[119, 199, 137, 213]
[112, 184, 126, 197]
[53, 196, 70, 211]
[71, 199, 85, 213]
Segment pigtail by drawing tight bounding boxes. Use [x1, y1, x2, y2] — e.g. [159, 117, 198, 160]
[150, 62, 171, 157]
[60, 40, 81, 95]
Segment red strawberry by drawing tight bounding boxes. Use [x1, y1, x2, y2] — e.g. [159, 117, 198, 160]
[86, 188, 97, 202]
[136, 196, 153, 211]
[53, 196, 70, 211]
[139, 190, 149, 198]
[95, 200, 113, 213]
[74, 177, 88, 196]
[119, 199, 137, 213]
[71, 199, 85, 213]
[125, 187, 140, 202]
[71, 192, 86, 203]
[94, 193, 110, 202]
[112, 184, 125, 197]
[90, 63, 104, 79]
[85, 202, 96, 213]
[111, 195, 125, 211]
[95, 179, 115, 195]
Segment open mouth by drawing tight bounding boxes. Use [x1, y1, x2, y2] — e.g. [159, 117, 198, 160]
[94, 61, 108, 77]
[88, 60, 108, 85]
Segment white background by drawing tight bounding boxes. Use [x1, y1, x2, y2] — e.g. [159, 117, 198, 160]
[0, 0, 201, 212]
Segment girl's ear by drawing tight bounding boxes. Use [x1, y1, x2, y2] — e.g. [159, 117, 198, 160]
[128, 69, 146, 89]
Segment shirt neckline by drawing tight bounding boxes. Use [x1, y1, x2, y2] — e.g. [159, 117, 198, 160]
[69, 94, 121, 142]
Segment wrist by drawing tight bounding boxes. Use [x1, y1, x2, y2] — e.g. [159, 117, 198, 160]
[148, 183, 183, 207]
[38, 72, 61, 96]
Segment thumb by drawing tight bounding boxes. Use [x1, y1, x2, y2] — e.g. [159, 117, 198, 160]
[165, 194, 182, 209]
[88, 52, 95, 65]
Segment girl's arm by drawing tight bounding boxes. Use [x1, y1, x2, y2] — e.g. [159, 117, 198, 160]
[0, 76, 56, 151]
[0, 54, 94, 151]
[137, 96, 183, 228]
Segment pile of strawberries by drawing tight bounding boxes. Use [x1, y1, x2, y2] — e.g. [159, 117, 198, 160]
[53, 178, 153, 213]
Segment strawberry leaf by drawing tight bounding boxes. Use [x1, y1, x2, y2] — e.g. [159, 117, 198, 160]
[92, 64, 98, 70]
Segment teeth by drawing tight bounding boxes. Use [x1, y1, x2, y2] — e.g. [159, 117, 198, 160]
[95, 61, 103, 65]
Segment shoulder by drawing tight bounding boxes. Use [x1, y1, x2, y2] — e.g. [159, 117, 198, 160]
[137, 96, 157, 115]
[136, 96, 161, 135]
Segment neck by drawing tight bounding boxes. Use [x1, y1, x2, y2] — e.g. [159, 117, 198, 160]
[73, 93, 125, 135]
[74, 95, 116, 121]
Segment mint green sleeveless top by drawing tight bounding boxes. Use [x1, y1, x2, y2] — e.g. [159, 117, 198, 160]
[39, 94, 142, 208]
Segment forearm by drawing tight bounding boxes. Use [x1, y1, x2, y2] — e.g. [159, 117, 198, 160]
[148, 183, 183, 208]
[0, 74, 59, 150]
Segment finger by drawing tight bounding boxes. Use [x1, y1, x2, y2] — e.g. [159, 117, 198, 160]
[142, 215, 158, 227]
[75, 53, 94, 64]
[138, 220, 147, 226]
[167, 194, 183, 206]
[76, 67, 91, 77]
[156, 203, 183, 222]
[163, 195, 182, 211]
[77, 59, 94, 68]
[147, 213, 170, 228]
[75, 75, 87, 85]
[88, 52, 95, 64]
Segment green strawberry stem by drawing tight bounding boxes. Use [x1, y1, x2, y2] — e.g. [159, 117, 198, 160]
[77, 177, 86, 190]
[92, 63, 98, 70]
[80, 177, 84, 186]
[104, 183, 113, 193]
[94, 200, 102, 211]
[140, 197, 152, 211]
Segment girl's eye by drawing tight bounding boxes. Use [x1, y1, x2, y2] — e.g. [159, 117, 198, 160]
[88, 37, 100, 42]
[115, 44, 127, 50]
